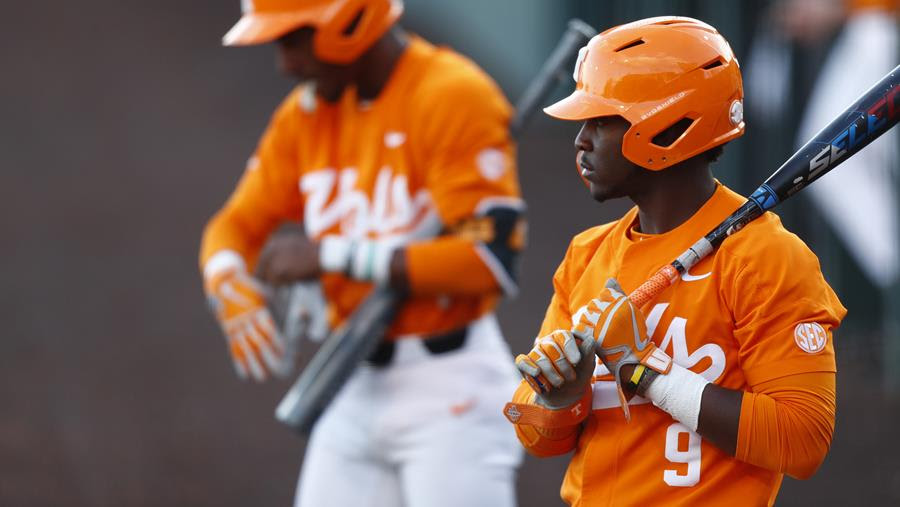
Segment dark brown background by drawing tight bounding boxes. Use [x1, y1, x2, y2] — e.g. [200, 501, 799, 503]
[2, 1, 898, 505]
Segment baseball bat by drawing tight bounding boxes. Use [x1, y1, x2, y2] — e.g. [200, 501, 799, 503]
[275, 19, 598, 435]
[629, 63, 899, 308]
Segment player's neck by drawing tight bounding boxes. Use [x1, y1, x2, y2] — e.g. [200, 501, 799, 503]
[356, 28, 409, 101]
[631, 164, 716, 235]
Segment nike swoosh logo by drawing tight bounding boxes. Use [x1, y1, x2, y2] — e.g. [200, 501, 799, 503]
[450, 398, 477, 416]
[681, 268, 712, 282]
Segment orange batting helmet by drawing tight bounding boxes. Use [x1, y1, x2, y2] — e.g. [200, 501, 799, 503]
[545, 16, 744, 170]
[223, 0, 403, 64]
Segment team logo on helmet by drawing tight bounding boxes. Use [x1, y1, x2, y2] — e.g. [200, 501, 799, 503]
[729, 100, 744, 126]
[573, 47, 589, 83]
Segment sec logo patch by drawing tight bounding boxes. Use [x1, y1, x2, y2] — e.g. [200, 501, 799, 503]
[794, 323, 827, 354]
[477, 148, 507, 181]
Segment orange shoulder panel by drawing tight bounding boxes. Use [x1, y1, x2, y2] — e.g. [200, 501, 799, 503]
[718, 212, 846, 385]
[407, 48, 519, 226]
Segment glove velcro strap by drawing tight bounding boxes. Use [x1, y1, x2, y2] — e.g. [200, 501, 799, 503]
[503, 388, 592, 428]
[638, 343, 672, 374]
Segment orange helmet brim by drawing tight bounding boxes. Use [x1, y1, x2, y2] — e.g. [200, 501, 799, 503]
[544, 89, 626, 122]
[222, 8, 328, 46]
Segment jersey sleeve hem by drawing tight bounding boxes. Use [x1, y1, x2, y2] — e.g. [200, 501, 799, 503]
[743, 356, 836, 386]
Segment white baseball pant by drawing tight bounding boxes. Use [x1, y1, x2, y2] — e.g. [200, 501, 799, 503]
[294, 313, 523, 507]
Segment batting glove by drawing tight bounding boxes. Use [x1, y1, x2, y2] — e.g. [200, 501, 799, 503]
[205, 255, 287, 382]
[515, 330, 596, 410]
[574, 278, 673, 421]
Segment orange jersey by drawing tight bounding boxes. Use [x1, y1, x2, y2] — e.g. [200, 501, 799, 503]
[201, 36, 521, 337]
[537, 184, 846, 506]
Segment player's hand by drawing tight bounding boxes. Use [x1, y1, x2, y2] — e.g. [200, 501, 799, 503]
[515, 330, 596, 410]
[256, 228, 322, 285]
[205, 267, 287, 382]
[574, 278, 671, 420]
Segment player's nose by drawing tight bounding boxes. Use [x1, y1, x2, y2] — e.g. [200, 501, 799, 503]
[575, 122, 593, 152]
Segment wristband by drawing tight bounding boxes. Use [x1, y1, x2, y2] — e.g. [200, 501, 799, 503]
[626, 364, 661, 397]
[319, 236, 355, 273]
[644, 362, 710, 432]
[203, 249, 247, 280]
[319, 235, 400, 286]
[635, 367, 659, 397]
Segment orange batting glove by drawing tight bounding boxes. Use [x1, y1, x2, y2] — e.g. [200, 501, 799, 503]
[204, 256, 287, 382]
[506, 330, 595, 430]
[515, 330, 596, 409]
[573, 278, 673, 421]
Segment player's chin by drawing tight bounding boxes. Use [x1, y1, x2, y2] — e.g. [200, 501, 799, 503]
[588, 182, 614, 202]
[278, 64, 310, 82]
[314, 80, 348, 103]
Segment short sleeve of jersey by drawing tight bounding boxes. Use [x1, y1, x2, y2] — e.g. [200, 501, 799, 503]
[409, 54, 520, 226]
[721, 219, 848, 386]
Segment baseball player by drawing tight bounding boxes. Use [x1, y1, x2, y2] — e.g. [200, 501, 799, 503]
[200, 1, 524, 506]
[504, 17, 846, 506]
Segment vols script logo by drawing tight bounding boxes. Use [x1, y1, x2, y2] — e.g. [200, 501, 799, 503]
[794, 322, 827, 354]
[572, 302, 727, 383]
[301, 167, 432, 238]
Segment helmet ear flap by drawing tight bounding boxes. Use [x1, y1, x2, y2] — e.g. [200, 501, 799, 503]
[649, 117, 696, 149]
[313, 0, 402, 64]
[631, 116, 700, 166]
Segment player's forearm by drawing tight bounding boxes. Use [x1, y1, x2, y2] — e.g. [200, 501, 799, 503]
[696, 383, 742, 455]
[625, 364, 835, 478]
[700, 375, 836, 479]
[200, 208, 269, 270]
[389, 242, 509, 295]
[734, 372, 836, 479]
[315, 235, 504, 294]
[314, 206, 523, 293]
[402, 236, 515, 296]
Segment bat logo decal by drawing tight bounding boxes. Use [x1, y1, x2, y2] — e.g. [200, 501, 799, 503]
[808, 82, 899, 180]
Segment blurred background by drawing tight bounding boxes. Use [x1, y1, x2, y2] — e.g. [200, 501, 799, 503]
[2, 0, 898, 505]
